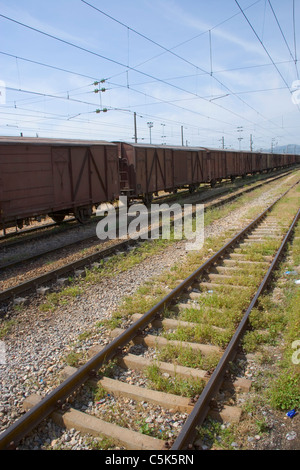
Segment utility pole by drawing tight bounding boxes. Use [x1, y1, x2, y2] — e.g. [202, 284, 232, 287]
[181, 126, 184, 146]
[237, 126, 243, 151]
[147, 122, 153, 144]
[250, 134, 253, 152]
[161, 123, 166, 145]
[134, 112, 137, 143]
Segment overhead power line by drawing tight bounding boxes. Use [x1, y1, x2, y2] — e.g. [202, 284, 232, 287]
[4, 85, 245, 140]
[0, 51, 99, 82]
[5, 86, 112, 110]
[0, 12, 278, 135]
[293, 0, 298, 68]
[6, 84, 245, 134]
[1, 50, 295, 88]
[106, 0, 262, 80]
[267, 0, 299, 79]
[80, 1, 283, 133]
[0, 4, 297, 144]
[234, 0, 295, 91]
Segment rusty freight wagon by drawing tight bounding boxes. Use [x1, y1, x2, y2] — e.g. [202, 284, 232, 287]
[211, 149, 295, 179]
[117, 142, 213, 203]
[117, 142, 297, 204]
[203, 148, 247, 183]
[0, 137, 119, 230]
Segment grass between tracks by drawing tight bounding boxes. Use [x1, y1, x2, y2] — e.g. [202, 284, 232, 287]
[21, 170, 297, 317]
[2, 173, 299, 450]
[243, 225, 300, 411]
[193, 193, 300, 450]
[100, 183, 300, 402]
[2, 174, 299, 373]
[63, 179, 298, 340]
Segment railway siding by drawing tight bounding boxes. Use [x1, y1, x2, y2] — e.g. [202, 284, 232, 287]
[0, 170, 297, 308]
[0, 178, 299, 450]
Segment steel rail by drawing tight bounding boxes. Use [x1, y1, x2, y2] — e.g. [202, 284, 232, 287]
[0, 238, 136, 303]
[171, 205, 300, 450]
[0, 180, 298, 450]
[0, 217, 77, 241]
[0, 171, 296, 303]
[0, 188, 232, 271]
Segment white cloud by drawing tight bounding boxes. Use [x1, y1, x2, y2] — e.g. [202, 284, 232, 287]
[156, 0, 267, 59]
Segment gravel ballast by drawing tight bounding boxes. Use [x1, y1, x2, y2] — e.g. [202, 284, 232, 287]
[0, 172, 299, 449]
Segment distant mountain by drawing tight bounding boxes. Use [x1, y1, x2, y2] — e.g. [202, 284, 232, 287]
[269, 144, 300, 154]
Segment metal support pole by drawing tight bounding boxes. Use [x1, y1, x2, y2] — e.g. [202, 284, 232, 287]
[134, 112, 137, 143]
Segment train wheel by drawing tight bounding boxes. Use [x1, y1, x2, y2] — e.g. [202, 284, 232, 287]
[210, 179, 216, 188]
[189, 184, 196, 193]
[74, 206, 92, 224]
[50, 213, 65, 224]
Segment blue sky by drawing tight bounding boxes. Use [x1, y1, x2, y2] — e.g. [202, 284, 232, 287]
[0, 0, 299, 151]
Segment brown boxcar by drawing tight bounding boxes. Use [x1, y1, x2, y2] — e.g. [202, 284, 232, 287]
[0, 137, 119, 229]
[205, 149, 245, 182]
[117, 143, 212, 203]
[204, 149, 227, 183]
[117, 142, 297, 203]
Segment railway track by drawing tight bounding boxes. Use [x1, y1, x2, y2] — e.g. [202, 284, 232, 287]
[0, 184, 219, 243]
[0, 167, 294, 248]
[0, 169, 296, 305]
[0, 178, 299, 451]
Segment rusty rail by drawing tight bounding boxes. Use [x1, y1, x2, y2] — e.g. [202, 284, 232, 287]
[0, 170, 296, 304]
[172, 206, 300, 449]
[0, 180, 299, 450]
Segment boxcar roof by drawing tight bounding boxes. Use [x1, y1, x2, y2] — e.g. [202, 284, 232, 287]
[117, 142, 208, 150]
[0, 136, 116, 146]
[116, 142, 269, 154]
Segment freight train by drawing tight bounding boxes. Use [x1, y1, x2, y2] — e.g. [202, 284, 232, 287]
[0, 136, 298, 231]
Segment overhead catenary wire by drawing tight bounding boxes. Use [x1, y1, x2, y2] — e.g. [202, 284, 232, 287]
[0, 13, 262, 128]
[293, 0, 298, 69]
[80, 1, 286, 134]
[0, 3, 298, 147]
[0, 59, 253, 142]
[110, 60, 296, 88]
[0, 12, 282, 138]
[267, 0, 299, 79]
[1, 47, 297, 138]
[105, 0, 263, 80]
[4, 85, 256, 140]
[234, 0, 298, 93]
[1, 50, 295, 89]
[2, 88, 246, 142]
[0, 109, 238, 146]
